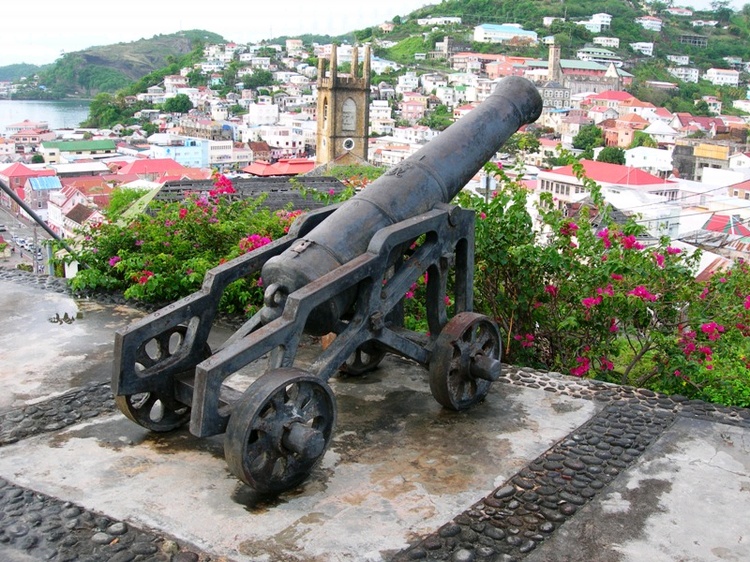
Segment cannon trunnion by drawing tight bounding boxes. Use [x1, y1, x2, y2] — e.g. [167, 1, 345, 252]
[112, 77, 543, 494]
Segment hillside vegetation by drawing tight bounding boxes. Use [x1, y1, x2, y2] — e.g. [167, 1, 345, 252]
[7, 30, 224, 99]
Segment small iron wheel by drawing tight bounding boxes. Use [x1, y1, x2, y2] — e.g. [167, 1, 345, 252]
[115, 325, 209, 432]
[339, 343, 386, 376]
[115, 392, 190, 432]
[224, 368, 336, 494]
[429, 312, 502, 411]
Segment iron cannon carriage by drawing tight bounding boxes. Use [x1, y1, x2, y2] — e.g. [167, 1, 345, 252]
[112, 76, 543, 494]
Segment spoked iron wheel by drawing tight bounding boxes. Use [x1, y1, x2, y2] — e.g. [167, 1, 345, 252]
[115, 325, 209, 432]
[339, 342, 386, 376]
[115, 392, 190, 432]
[429, 312, 502, 411]
[224, 368, 337, 494]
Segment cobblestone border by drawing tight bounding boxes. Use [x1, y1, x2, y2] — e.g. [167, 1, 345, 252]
[2, 268, 750, 562]
[0, 477, 215, 562]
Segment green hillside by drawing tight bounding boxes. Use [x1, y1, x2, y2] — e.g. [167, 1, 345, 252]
[7, 30, 224, 99]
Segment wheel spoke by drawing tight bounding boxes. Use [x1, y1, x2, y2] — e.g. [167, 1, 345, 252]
[429, 312, 501, 411]
[224, 369, 336, 494]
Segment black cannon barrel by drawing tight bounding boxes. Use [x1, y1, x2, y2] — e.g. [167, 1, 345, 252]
[261, 76, 543, 333]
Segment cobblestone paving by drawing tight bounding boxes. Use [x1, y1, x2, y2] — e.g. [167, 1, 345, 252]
[2, 268, 749, 561]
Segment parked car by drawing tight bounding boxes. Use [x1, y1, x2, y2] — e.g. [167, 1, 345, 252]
[0, 224, 6, 232]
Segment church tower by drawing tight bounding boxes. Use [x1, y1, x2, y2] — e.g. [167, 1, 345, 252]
[316, 44, 371, 166]
[547, 40, 562, 83]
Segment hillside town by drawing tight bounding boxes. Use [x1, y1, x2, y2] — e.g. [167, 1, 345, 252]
[1, 7, 750, 278]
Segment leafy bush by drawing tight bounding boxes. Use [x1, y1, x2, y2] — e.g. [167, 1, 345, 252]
[457, 163, 750, 406]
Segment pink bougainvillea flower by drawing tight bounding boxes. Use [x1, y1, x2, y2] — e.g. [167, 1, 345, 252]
[597, 284, 614, 297]
[108, 256, 121, 267]
[620, 235, 645, 250]
[666, 246, 682, 255]
[570, 356, 590, 377]
[560, 221, 579, 237]
[653, 252, 665, 268]
[701, 322, 725, 341]
[582, 296, 602, 309]
[239, 233, 272, 254]
[544, 284, 558, 297]
[627, 285, 658, 301]
[596, 228, 612, 248]
[179, 207, 188, 219]
[611, 273, 623, 281]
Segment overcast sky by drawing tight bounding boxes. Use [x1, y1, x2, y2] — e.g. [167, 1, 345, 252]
[1, 0, 433, 67]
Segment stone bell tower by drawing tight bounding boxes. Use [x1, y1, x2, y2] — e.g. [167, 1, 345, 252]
[316, 44, 371, 166]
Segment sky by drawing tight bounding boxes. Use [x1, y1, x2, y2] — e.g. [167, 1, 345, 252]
[1, 0, 433, 67]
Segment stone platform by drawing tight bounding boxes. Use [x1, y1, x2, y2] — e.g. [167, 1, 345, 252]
[0, 270, 748, 562]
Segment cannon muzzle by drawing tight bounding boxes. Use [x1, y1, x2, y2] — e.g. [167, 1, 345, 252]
[261, 76, 543, 334]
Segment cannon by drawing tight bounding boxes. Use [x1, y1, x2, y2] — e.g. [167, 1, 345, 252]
[112, 76, 543, 494]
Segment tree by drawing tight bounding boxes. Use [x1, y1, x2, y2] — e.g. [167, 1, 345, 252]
[245, 69, 274, 91]
[597, 146, 626, 165]
[31, 153, 45, 164]
[573, 124, 604, 151]
[418, 104, 453, 131]
[162, 94, 193, 114]
[629, 131, 658, 149]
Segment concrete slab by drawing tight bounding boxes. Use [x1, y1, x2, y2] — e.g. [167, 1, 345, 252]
[0, 372, 595, 561]
[525, 416, 750, 562]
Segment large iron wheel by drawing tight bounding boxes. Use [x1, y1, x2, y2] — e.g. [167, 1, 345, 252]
[224, 368, 336, 494]
[429, 312, 502, 411]
[339, 342, 386, 376]
[115, 325, 209, 432]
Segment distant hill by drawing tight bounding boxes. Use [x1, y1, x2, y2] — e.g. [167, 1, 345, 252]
[0, 63, 47, 82]
[6, 29, 224, 99]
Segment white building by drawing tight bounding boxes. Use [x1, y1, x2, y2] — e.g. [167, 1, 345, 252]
[733, 99, 750, 113]
[392, 125, 439, 144]
[576, 47, 622, 67]
[630, 42, 654, 57]
[625, 146, 674, 177]
[593, 37, 620, 48]
[417, 16, 461, 26]
[473, 24, 538, 44]
[703, 68, 740, 87]
[635, 16, 663, 32]
[666, 55, 690, 66]
[668, 66, 700, 83]
[244, 103, 279, 126]
[578, 13, 613, 33]
[397, 72, 420, 95]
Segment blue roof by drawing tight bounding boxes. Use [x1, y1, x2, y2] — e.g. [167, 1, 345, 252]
[28, 176, 62, 191]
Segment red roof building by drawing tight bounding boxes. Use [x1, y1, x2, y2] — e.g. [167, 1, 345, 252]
[702, 213, 750, 237]
[536, 159, 676, 210]
[242, 159, 316, 177]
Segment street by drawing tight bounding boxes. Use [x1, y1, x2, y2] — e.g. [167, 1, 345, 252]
[0, 204, 52, 273]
